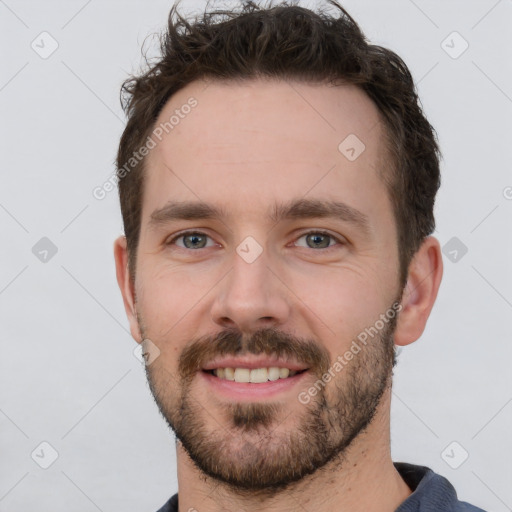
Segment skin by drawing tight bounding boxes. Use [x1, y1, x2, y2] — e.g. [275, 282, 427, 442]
[114, 78, 443, 512]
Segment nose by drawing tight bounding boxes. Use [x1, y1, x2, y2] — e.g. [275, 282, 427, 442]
[210, 246, 291, 333]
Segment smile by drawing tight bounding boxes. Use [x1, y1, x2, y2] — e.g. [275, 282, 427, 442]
[206, 367, 306, 383]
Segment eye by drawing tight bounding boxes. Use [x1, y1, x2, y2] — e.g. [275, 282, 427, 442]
[165, 230, 345, 252]
[166, 231, 216, 250]
[294, 231, 343, 250]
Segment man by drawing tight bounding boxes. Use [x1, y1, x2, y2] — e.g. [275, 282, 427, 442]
[113, 1, 486, 510]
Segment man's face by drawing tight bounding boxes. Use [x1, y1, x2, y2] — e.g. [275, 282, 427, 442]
[131, 79, 404, 492]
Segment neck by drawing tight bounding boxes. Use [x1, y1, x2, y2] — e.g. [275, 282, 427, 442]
[175, 388, 412, 512]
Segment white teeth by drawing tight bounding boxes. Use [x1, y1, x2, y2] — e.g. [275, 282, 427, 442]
[234, 368, 250, 383]
[212, 366, 301, 382]
[279, 368, 290, 379]
[250, 368, 268, 383]
[268, 367, 280, 381]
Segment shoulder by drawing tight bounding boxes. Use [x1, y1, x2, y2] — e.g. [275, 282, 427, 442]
[394, 462, 487, 511]
[154, 467, 489, 512]
[154, 493, 178, 512]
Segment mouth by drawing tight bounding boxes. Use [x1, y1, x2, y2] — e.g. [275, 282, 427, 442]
[200, 358, 310, 400]
[203, 366, 308, 383]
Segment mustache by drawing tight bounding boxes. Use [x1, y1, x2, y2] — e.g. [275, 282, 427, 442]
[178, 327, 331, 383]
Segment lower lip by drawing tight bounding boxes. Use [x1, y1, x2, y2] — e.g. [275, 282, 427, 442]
[200, 370, 309, 400]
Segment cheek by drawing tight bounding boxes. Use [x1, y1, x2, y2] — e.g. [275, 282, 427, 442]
[292, 266, 388, 351]
[137, 261, 214, 321]
[134, 267, 210, 361]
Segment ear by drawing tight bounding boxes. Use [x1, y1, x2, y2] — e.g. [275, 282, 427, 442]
[394, 236, 443, 346]
[113, 235, 143, 343]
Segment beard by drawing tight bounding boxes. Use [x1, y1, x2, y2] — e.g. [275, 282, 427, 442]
[140, 301, 399, 496]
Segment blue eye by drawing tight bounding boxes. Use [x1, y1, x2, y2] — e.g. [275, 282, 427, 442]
[295, 231, 342, 250]
[168, 232, 215, 249]
[166, 230, 343, 251]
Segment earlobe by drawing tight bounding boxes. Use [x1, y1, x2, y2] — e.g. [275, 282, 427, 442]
[113, 236, 143, 343]
[394, 236, 443, 347]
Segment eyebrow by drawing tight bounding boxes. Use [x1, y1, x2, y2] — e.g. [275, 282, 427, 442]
[148, 198, 370, 234]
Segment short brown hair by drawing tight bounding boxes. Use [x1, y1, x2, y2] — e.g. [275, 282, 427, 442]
[117, 0, 441, 287]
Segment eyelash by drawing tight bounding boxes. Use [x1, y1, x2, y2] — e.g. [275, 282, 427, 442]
[166, 230, 345, 251]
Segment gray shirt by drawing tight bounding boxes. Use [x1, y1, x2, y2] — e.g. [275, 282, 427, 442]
[155, 462, 487, 511]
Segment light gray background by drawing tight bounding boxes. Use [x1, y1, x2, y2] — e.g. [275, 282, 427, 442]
[1, 0, 511, 510]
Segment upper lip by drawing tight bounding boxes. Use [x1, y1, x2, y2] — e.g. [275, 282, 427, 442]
[202, 356, 309, 372]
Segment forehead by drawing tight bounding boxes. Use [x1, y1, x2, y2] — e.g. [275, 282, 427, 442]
[142, 78, 391, 226]
[151, 77, 384, 160]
